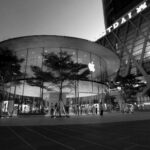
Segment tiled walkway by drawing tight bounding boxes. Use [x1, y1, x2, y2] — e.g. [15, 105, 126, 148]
[0, 111, 150, 126]
[0, 112, 150, 150]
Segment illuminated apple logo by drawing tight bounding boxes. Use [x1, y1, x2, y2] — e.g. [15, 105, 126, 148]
[88, 61, 95, 72]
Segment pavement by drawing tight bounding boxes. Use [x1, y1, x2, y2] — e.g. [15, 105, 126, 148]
[0, 111, 150, 150]
[0, 111, 150, 126]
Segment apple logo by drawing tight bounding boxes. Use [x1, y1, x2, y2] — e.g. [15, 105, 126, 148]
[88, 61, 95, 72]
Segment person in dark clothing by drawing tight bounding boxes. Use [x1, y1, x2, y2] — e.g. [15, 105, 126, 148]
[65, 104, 69, 117]
[50, 103, 54, 118]
[95, 106, 98, 115]
[100, 102, 104, 117]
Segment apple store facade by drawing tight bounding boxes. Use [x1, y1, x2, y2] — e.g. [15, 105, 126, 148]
[0, 35, 119, 115]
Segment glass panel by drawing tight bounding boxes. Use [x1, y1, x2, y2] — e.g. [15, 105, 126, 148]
[23, 82, 41, 97]
[16, 49, 27, 75]
[78, 50, 91, 80]
[92, 82, 99, 94]
[44, 47, 60, 54]
[62, 48, 77, 62]
[91, 54, 100, 80]
[27, 48, 43, 77]
[79, 81, 92, 93]
[15, 81, 41, 97]
[78, 50, 90, 64]
[15, 81, 25, 96]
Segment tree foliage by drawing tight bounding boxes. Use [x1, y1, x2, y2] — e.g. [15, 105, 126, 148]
[28, 51, 90, 100]
[113, 74, 145, 103]
[0, 47, 24, 99]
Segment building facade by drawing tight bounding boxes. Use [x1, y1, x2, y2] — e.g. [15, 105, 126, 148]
[102, 0, 143, 27]
[98, 0, 150, 107]
[0, 35, 119, 115]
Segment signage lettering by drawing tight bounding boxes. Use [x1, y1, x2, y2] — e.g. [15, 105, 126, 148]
[136, 2, 147, 13]
[107, 26, 113, 33]
[128, 12, 132, 19]
[120, 17, 127, 24]
[101, 1, 148, 37]
[113, 22, 119, 29]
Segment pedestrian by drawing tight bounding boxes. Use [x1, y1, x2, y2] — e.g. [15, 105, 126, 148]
[50, 103, 54, 118]
[95, 105, 98, 115]
[100, 102, 104, 117]
[130, 104, 134, 114]
[65, 104, 69, 117]
[54, 103, 58, 118]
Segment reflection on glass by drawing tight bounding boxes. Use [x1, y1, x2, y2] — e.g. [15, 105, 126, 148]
[6, 46, 109, 115]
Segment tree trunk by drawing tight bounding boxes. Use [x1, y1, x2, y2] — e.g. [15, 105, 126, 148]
[58, 81, 66, 117]
[0, 78, 5, 116]
[0, 83, 6, 117]
[58, 83, 63, 117]
[13, 85, 16, 100]
[0, 101, 2, 117]
[40, 84, 44, 113]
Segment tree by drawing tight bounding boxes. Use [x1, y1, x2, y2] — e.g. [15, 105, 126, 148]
[28, 51, 90, 116]
[113, 74, 144, 103]
[0, 47, 24, 116]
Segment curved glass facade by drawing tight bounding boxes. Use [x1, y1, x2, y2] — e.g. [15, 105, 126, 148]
[10, 47, 108, 97]
[4, 47, 108, 114]
[0, 33, 120, 116]
[16, 47, 107, 80]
